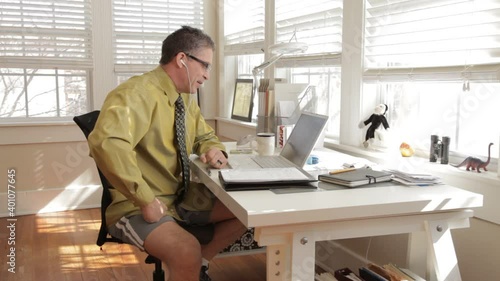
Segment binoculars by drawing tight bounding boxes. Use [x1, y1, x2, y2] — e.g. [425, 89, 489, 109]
[430, 135, 450, 164]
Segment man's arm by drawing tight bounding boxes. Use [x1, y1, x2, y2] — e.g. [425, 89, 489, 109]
[189, 98, 229, 168]
[88, 91, 156, 209]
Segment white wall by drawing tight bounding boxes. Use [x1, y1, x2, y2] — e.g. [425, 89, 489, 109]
[0, 140, 101, 216]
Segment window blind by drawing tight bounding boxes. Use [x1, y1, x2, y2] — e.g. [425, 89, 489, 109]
[113, 0, 203, 69]
[0, 0, 93, 69]
[364, 0, 500, 70]
[276, 0, 343, 56]
[223, 0, 264, 52]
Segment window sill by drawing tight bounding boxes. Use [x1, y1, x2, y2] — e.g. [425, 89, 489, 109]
[0, 122, 85, 145]
[324, 139, 498, 178]
[0, 119, 75, 127]
[324, 138, 500, 225]
[215, 117, 257, 129]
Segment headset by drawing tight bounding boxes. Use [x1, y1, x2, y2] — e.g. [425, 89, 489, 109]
[180, 59, 193, 94]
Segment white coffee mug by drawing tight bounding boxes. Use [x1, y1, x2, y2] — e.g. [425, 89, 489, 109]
[252, 133, 275, 156]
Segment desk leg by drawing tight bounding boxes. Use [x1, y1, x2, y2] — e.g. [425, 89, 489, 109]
[408, 231, 428, 278]
[425, 220, 462, 281]
[290, 231, 315, 281]
[266, 244, 289, 281]
[265, 232, 315, 281]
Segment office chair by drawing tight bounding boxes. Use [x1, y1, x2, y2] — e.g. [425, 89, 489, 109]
[73, 110, 214, 281]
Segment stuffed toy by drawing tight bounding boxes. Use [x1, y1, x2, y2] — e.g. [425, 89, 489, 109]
[359, 104, 390, 148]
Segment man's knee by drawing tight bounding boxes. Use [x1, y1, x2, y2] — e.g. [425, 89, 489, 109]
[151, 234, 202, 267]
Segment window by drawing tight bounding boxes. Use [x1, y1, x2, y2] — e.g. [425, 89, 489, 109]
[113, 0, 204, 74]
[222, 0, 265, 119]
[222, 0, 343, 139]
[0, 0, 92, 120]
[287, 67, 342, 139]
[275, 0, 342, 55]
[224, 0, 265, 54]
[275, 0, 343, 138]
[363, 0, 500, 159]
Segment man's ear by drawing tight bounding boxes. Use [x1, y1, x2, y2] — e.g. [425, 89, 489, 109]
[175, 52, 187, 68]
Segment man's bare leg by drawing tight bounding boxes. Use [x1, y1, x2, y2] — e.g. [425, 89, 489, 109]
[202, 199, 248, 260]
[144, 221, 203, 281]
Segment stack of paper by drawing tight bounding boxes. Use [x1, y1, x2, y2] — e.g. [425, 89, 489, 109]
[315, 271, 338, 281]
[359, 263, 425, 281]
[388, 169, 441, 186]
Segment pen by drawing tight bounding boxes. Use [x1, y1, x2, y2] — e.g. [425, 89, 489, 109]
[329, 167, 356, 175]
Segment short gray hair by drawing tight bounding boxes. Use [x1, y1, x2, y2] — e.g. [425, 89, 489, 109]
[159, 26, 215, 65]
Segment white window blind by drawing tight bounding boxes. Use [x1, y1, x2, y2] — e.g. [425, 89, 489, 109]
[113, 0, 203, 71]
[223, 0, 264, 53]
[0, 0, 93, 69]
[364, 0, 500, 70]
[276, 0, 343, 56]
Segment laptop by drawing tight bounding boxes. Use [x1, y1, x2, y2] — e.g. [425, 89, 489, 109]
[220, 112, 329, 190]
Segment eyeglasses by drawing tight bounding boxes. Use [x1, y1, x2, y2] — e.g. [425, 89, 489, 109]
[186, 53, 212, 72]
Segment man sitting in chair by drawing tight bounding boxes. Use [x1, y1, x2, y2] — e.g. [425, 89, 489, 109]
[88, 26, 246, 281]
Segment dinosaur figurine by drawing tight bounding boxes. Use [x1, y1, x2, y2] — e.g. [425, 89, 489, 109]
[452, 143, 494, 173]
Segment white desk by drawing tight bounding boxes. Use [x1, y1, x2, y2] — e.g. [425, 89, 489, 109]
[190, 152, 483, 281]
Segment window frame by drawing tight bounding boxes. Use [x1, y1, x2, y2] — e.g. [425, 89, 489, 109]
[0, 0, 93, 123]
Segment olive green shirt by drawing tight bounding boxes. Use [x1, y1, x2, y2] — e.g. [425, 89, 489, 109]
[88, 66, 225, 227]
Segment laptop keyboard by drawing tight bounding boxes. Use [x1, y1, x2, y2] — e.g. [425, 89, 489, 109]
[253, 156, 295, 168]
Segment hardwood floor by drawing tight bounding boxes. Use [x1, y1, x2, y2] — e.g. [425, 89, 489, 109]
[0, 208, 266, 281]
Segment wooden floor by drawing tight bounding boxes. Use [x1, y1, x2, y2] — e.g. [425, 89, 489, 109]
[0, 208, 266, 281]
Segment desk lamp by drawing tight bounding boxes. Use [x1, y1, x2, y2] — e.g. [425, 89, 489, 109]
[252, 41, 308, 78]
[252, 41, 307, 133]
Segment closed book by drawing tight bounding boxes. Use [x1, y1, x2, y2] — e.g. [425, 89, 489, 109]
[383, 263, 414, 281]
[318, 168, 393, 187]
[334, 267, 364, 281]
[359, 267, 389, 281]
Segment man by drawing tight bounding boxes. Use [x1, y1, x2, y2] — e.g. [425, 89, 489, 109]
[88, 26, 246, 281]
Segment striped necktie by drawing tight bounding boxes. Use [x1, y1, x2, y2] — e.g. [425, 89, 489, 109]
[174, 95, 190, 203]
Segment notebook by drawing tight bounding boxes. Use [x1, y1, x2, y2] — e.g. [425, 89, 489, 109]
[318, 168, 393, 188]
[220, 112, 329, 190]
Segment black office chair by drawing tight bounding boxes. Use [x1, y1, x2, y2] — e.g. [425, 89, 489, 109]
[73, 110, 214, 281]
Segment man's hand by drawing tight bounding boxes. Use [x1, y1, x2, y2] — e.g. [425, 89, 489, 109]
[141, 198, 167, 223]
[200, 148, 228, 168]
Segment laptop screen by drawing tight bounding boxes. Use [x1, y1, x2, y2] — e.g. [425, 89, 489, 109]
[280, 112, 329, 167]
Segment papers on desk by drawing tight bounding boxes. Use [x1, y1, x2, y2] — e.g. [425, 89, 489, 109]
[218, 167, 314, 189]
[388, 169, 441, 186]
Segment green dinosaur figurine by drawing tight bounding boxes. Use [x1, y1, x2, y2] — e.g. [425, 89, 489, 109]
[452, 143, 494, 173]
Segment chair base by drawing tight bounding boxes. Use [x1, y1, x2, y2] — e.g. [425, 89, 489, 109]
[145, 255, 165, 281]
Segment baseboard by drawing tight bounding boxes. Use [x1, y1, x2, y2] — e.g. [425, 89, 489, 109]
[0, 185, 102, 217]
